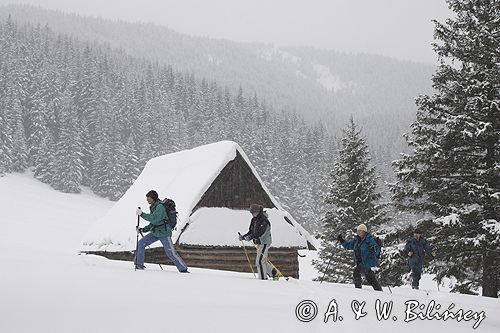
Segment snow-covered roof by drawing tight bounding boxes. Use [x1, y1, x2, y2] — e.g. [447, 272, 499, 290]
[82, 141, 316, 252]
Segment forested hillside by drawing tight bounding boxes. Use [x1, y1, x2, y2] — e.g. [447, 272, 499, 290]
[0, 17, 335, 231]
[0, 4, 435, 162]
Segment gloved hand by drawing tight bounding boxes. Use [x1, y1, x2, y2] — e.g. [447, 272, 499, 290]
[337, 234, 345, 244]
[408, 251, 413, 257]
[136, 208, 142, 216]
[244, 234, 252, 241]
[136, 226, 143, 234]
[238, 233, 244, 241]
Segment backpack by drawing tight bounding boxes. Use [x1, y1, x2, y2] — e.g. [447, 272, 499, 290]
[373, 236, 383, 259]
[161, 198, 178, 230]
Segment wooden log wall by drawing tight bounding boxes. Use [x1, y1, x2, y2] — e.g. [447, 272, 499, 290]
[194, 151, 275, 210]
[85, 245, 300, 278]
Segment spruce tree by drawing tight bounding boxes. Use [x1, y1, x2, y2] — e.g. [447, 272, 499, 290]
[8, 94, 28, 172]
[314, 118, 388, 282]
[52, 88, 83, 193]
[390, 0, 500, 297]
[0, 105, 12, 175]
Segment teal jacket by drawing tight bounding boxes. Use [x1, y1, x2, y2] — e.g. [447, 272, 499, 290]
[141, 200, 172, 238]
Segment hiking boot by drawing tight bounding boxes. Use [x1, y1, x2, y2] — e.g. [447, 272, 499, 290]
[135, 264, 145, 270]
[271, 268, 283, 281]
[180, 269, 190, 273]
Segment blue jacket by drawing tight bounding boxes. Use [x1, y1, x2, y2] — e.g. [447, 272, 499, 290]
[403, 237, 432, 270]
[342, 233, 380, 269]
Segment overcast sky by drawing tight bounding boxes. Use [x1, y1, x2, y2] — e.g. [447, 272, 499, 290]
[1, 0, 453, 64]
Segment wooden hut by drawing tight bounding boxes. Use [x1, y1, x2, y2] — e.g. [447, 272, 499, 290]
[82, 141, 316, 278]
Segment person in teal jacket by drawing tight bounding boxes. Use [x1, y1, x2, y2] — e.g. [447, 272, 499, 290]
[134, 190, 188, 272]
[337, 223, 382, 291]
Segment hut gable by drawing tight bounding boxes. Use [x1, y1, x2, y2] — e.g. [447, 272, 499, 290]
[194, 151, 275, 210]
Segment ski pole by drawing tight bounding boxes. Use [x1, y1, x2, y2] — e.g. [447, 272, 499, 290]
[380, 270, 393, 294]
[239, 233, 256, 277]
[136, 206, 163, 271]
[320, 253, 334, 284]
[135, 207, 141, 271]
[385, 277, 393, 294]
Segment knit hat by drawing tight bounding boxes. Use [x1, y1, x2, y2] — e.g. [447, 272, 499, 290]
[413, 228, 422, 234]
[249, 204, 262, 214]
[356, 223, 368, 232]
[146, 190, 159, 201]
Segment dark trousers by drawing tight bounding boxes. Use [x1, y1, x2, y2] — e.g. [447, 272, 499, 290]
[410, 266, 422, 289]
[353, 265, 382, 291]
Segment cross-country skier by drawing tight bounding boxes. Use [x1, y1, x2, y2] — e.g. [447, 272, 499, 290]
[134, 190, 188, 273]
[337, 223, 382, 291]
[239, 204, 277, 280]
[403, 228, 436, 289]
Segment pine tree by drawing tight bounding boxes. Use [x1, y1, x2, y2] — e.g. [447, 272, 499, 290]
[390, 0, 500, 297]
[119, 136, 140, 198]
[314, 118, 388, 282]
[0, 104, 12, 175]
[8, 96, 28, 172]
[29, 101, 50, 175]
[52, 88, 83, 193]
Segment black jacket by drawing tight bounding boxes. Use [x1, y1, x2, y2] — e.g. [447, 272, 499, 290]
[243, 211, 271, 244]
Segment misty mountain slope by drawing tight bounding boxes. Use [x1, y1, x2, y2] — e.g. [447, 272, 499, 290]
[0, 16, 337, 232]
[0, 5, 435, 137]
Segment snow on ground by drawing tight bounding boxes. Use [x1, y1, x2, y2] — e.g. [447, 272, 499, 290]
[312, 63, 344, 92]
[1, 172, 499, 333]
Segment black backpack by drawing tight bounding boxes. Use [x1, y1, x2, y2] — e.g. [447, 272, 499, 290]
[161, 198, 178, 230]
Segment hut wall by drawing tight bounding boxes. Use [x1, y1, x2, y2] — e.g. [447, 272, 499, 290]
[194, 151, 275, 210]
[86, 245, 300, 279]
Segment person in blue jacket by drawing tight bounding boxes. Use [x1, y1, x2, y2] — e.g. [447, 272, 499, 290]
[403, 228, 436, 289]
[337, 223, 382, 291]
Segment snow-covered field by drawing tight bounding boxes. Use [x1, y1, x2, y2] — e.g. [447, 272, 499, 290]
[1, 172, 498, 333]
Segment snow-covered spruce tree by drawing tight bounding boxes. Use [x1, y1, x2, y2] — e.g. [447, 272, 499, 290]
[0, 102, 13, 175]
[8, 95, 28, 172]
[314, 118, 389, 283]
[390, 0, 500, 297]
[52, 88, 83, 193]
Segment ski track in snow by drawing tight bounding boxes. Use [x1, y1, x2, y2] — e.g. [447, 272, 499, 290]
[0, 172, 499, 333]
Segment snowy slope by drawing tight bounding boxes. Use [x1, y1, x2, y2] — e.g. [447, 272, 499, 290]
[0, 173, 499, 333]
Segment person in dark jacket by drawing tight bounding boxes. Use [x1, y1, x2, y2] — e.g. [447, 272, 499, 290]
[134, 190, 188, 273]
[403, 228, 436, 289]
[337, 223, 382, 291]
[239, 204, 277, 280]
